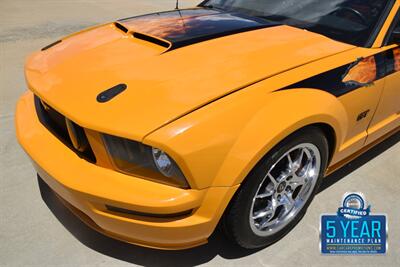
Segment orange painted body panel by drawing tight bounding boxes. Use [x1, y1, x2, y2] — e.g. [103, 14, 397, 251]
[16, 91, 238, 249]
[16, 2, 400, 249]
[25, 23, 353, 141]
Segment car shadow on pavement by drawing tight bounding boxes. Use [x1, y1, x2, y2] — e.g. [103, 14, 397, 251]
[38, 131, 399, 266]
[38, 177, 261, 267]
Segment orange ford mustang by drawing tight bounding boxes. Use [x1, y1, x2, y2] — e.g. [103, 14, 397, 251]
[16, 0, 400, 249]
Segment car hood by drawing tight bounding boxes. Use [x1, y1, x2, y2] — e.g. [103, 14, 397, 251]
[25, 8, 354, 141]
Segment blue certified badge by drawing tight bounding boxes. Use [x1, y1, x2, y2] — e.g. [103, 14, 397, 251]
[320, 192, 387, 255]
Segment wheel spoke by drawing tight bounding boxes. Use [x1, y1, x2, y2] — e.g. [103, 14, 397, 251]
[268, 173, 278, 185]
[252, 208, 273, 220]
[287, 153, 294, 170]
[256, 190, 274, 199]
[297, 158, 312, 179]
[304, 157, 317, 178]
[298, 182, 312, 201]
[261, 216, 279, 229]
[293, 149, 305, 172]
[289, 175, 306, 187]
[282, 192, 295, 212]
[261, 197, 280, 227]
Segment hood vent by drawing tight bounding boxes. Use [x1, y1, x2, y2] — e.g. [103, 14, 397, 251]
[132, 32, 171, 49]
[114, 22, 171, 49]
[41, 40, 62, 51]
[114, 22, 128, 33]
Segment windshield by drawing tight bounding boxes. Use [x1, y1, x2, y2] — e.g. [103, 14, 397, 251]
[200, 0, 391, 46]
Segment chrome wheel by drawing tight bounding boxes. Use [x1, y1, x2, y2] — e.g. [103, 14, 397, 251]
[249, 143, 321, 236]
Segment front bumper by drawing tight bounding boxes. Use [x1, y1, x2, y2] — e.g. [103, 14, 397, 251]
[16, 91, 239, 250]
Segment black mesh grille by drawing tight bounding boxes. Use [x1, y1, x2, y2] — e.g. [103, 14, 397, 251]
[34, 95, 96, 163]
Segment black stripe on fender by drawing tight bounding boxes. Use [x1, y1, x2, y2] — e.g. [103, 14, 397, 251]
[281, 48, 399, 97]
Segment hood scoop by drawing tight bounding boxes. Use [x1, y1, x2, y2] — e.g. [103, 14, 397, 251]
[132, 32, 171, 49]
[114, 22, 172, 49]
[114, 22, 129, 33]
[116, 8, 279, 51]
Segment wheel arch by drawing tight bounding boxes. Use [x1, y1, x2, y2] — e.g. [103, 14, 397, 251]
[211, 89, 347, 187]
[313, 122, 337, 165]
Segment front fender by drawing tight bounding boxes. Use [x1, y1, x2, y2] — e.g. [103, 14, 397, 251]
[213, 89, 348, 187]
[144, 84, 348, 189]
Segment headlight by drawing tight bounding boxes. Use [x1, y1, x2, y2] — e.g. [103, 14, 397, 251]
[102, 134, 189, 188]
[152, 148, 178, 177]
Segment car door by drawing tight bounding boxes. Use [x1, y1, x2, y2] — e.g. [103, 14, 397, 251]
[366, 16, 400, 145]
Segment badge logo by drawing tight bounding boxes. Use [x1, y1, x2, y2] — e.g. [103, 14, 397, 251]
[320, 192, 387, 255]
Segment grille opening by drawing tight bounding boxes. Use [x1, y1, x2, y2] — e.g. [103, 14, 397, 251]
[133, 32, 170, 48]
[114, 22, 129, 33]
[34, 95, 96, 163]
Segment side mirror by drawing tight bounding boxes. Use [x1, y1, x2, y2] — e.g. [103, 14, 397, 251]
[391, 27, 400, 44]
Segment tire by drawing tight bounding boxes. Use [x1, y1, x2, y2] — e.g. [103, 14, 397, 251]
[222, 126, 329, 249]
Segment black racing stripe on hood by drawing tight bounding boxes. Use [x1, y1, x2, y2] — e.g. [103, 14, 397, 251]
[169, 24, 272, 50]
[118, 8, 280, 50]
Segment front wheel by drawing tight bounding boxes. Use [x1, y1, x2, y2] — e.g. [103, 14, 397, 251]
[222, 127, 329, 249]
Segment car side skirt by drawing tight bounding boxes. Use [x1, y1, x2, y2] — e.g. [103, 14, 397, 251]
[325, 125, 399, 176]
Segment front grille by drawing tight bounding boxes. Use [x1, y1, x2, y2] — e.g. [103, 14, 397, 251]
[34, 95, 96, 163]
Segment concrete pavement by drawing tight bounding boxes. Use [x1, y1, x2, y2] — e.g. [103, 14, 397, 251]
[1, 1, 399, 266]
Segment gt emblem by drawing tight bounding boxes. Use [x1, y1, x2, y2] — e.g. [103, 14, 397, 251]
[357, 110, 370, 122]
